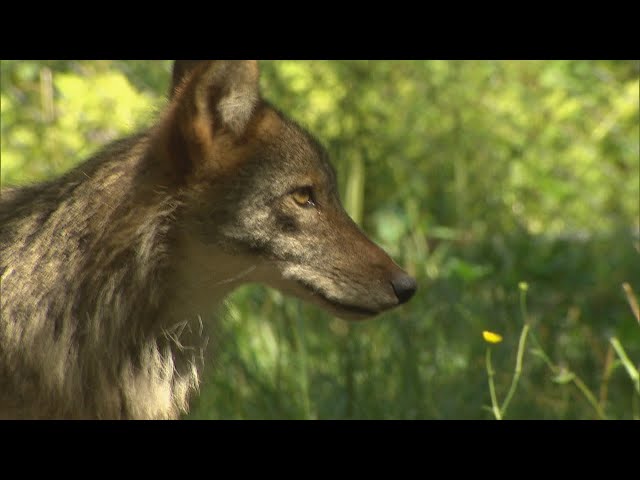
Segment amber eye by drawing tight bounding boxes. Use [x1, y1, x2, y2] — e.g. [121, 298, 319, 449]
[291, 187, 314, 207]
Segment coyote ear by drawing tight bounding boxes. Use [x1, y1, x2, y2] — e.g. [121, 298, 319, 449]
[170, 60, 204, 98]
[173, 60, 260, 136]
[154, 61, 260, 183]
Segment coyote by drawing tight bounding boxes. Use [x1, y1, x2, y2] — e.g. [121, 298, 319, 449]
[0, 61, 416, 419]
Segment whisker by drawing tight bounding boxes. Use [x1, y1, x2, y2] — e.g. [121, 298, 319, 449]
[212, 265, 257, 286]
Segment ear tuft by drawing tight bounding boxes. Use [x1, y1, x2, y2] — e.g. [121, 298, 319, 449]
[205, 61, 260, 136]
[170, 60, 203, 98]
[171, 60, 260, 136]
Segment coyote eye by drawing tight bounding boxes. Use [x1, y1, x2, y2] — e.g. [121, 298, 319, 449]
[291, 187, 315, 207]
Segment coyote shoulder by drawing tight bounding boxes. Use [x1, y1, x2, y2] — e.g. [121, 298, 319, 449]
[0, 61, 416, 419]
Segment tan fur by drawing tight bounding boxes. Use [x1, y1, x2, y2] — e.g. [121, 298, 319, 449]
[0, 61, 416, 419]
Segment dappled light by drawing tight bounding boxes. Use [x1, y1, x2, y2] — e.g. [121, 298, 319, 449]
[1, 60, 638, 419]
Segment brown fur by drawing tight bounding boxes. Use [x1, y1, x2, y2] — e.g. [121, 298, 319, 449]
[0, 61, 416, 419]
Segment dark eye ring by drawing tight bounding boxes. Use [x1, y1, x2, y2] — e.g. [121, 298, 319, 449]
[291, 187, 315, 207]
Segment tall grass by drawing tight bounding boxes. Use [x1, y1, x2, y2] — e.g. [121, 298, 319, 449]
[484, 282, 640, 420]
[2, 60, 638, 420]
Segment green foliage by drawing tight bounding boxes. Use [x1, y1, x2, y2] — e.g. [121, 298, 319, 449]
[1, 60, 168, 183]
[2, 60, 638, 419]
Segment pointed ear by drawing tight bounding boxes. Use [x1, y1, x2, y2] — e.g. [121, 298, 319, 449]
[172, 60, 260, 136]
[170, 60, 203, 98]
[152, 61, 261, 184]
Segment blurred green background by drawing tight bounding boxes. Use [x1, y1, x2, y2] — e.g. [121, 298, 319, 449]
[1, 60, 638, 419]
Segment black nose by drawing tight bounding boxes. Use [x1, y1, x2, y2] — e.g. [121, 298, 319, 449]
[391, 274, 417, 304]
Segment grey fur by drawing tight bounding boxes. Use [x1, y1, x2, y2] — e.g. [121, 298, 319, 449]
[0, 61, 415, 419]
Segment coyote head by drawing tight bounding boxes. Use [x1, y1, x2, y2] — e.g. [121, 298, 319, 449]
[155, 60, 416, 321]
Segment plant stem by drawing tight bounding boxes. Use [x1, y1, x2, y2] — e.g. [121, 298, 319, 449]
[610, 337, 640, 394]
[500, 323, 530, 417]
[572, 375, 608, 420]
[294, 303, 312, 419]
[622, 283, 640, 325]
[486, 348, 502, 420]
[531, 331, 608, 419]
[519, 285, 529, 324]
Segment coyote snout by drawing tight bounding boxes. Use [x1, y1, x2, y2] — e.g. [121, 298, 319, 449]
[259, 206, 417, 321]
[0, 60, 416, 419]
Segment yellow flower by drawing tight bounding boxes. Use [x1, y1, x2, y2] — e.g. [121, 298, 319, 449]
[483, 330, 503, 344]
[518, 282, 529, 292]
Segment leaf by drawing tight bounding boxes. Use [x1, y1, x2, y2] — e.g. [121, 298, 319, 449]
[552, 370, 576, 385]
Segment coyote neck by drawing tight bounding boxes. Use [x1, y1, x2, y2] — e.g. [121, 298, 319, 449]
[0, 141, 223, 419]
